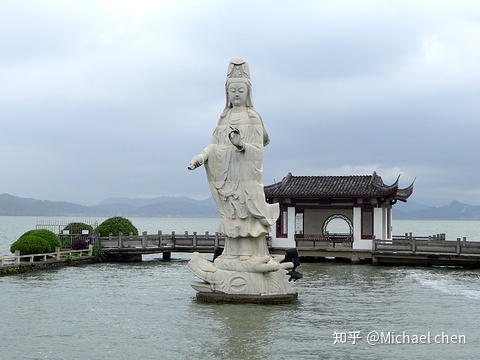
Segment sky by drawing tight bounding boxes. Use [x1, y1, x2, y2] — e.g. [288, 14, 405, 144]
[1, 0, 479, 207]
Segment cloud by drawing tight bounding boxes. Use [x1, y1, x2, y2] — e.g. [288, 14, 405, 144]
[0, 0, 479, 207]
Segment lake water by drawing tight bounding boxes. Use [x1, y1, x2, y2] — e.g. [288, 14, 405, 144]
[1, 217, 479, 359]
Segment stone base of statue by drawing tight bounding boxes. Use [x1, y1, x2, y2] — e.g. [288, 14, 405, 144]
[195, 291, 298, 304]
[188, 236, 298, 304]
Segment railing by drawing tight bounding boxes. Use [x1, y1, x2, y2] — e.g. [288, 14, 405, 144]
[98, 231, 273, 250]
[59, 235, 94, 249]
[99, 230, 225, 249]
[0, 245, 93, 267]
[36, 220, 98, 249]
[393, 233, 447, 241]
[374, 234, 480, 255]
[294, 233, 353, 248]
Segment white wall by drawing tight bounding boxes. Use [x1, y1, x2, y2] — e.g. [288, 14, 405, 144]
[352, 206, 387, 250]
[380, 206, 393, 240]
[271, 206, 296, 249]
[352, 207, 371, 250]
[374, 207, 383, 240]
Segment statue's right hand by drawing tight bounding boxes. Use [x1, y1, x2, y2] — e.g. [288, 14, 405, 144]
[188, 154, 205, 170]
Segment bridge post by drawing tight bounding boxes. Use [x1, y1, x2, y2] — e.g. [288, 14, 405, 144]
[119, 232, 123, 248]
[142, 231, 147, 248]
[412, 237, 416, 254]
[14, 250, 20, 265]
[193, 232, 197, 247]
[456, 238, 461, 254]
[158, 230, 162, 246]
[172, 231, 175, 247]
[351, 252, 360, 264]
[214, 232, 219, 248]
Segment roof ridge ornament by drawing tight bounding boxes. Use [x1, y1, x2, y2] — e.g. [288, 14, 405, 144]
[370, 171, 384, 188]
[281, 173, 293, 188]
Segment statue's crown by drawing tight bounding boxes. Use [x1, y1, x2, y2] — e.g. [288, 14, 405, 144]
[226, 58, 251, 82]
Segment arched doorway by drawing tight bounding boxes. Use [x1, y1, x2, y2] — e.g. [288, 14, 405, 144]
[322, 214, 353, 244]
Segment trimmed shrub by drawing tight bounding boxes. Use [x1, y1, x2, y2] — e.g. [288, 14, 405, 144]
[62, 222, 94, 235]
[10, 235, 51, 255]
[71, 238, 87, 250]
[18, 229, 61, 252]
[96, 217, 138, 237]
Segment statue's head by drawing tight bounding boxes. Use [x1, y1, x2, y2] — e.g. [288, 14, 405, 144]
[226, 78, 252, 108]
[224, 58, 254, 109]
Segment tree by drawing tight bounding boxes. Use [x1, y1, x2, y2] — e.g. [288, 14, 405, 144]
[14, 229, 61, 253]
[62, 222, 94, 235]
[96, 217, 138, 237]
[10, 235, 52, 255]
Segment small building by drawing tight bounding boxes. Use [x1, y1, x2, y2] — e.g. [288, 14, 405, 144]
[264, 172, 414, 251]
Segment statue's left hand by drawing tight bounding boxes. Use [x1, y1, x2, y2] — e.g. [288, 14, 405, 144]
[228, 128, 244, 150]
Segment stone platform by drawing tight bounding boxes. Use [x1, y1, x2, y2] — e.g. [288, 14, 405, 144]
[196, 291, 298, 304]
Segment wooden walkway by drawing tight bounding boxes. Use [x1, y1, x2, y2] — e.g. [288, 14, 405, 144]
[97, 230, 480, 266]
[372, 233, 480, 267]
[98, 231, 228, 261]
[98, 231, 365, 262]
[5, 230, 479, 268]
[1, 246, 94, 273]
[286, 234, 370, 263]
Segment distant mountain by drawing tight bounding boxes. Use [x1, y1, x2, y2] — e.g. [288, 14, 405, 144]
[1, 193, 479, 220]
[394, 200, 480, 220]
[95, 196, 217, 217]
[96, 196, 199, 207]
[0, 193, 217, 217]
[0, 194, 103, 216]
[393, 200, 430, 214]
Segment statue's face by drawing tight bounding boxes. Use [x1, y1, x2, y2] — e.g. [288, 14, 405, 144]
[228, 82, 248, 107]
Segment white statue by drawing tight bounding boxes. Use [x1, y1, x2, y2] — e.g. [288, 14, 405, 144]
[188, 59, 297, 298]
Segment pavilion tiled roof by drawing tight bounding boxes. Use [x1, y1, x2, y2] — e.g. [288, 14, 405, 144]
[264, 172, 414, 201]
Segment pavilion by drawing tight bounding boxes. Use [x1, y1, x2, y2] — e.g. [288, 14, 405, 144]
[264, 172, 414, 250]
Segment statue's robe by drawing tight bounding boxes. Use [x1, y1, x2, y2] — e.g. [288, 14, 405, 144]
[202, 108, 279, 249]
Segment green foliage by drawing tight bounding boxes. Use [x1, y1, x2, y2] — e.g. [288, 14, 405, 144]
[18, 229, 61, 252]
[93, 247, 107, 262]
[63, 254, 73, 265]
[63, 222, 94, 235]
[1, 267, 18, 275]
[96, 216, 138, 237]
[10, 235, 51, 255]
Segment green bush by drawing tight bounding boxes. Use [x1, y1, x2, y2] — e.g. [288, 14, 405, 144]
[62, 222, 94, 235]
[93, 247, 107, 262]
[10, 235, 51, 255]
[96, 217, 138, 237]
[18, 229, 61, 252]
